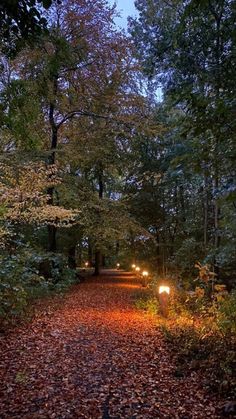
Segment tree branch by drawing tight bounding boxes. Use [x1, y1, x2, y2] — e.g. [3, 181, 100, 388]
[56, 110, 134, 130]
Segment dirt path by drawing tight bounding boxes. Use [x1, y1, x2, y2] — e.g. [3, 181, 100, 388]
[0, 271, 220, 418]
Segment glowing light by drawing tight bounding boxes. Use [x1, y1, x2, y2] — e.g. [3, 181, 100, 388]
[116, 263, 120, 268]
[142, 271, 148, 277]
[85, 262, 89, 267]
[131, 264, 136, 269]
[135, 266, 140, 272]
[159, 285, 170, 294]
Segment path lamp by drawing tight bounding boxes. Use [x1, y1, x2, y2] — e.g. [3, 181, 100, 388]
[131, 264, 136, 270]
[85, 261, 89, 268]
[135, 266, 140, 277]
[116, 263, 120, 270]
[158, 285, 170, 318]
[141, 271, 149, 287]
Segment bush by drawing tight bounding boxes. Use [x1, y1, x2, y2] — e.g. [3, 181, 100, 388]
[0, 249, 78, 326]
[217, 291, 236, 335]
[134, 275, 236, 397]
[135, 296, 159, 315]
[161, 320, 236, 397]
[0, 254, 28, 323]
[160, 285, 236, 397]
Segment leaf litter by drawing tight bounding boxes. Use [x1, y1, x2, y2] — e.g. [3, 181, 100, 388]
[0, 271, 222, 418]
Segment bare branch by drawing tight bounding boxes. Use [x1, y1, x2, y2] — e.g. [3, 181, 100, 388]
[56, 110, 134, 130]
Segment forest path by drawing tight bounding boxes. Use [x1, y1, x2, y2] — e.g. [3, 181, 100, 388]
[0, 270, 219, 418]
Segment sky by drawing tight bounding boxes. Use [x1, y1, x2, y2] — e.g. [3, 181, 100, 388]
[108, 0, 137, 29]
[107, 1, 162, 101]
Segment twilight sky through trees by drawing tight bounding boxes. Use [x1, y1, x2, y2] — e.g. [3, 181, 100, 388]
[109, 0, 137, 29]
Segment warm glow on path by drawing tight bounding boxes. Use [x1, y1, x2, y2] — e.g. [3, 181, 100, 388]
[0, 269, 218, 418]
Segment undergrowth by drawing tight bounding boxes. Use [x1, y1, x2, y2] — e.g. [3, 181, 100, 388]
[0, 249, 78, 329]
[134, 272, 236, 399]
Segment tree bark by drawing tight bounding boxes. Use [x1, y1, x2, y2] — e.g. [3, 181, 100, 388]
[94, 251, 101, 276]
[68, 245, 77, 270]
[47, 77, 58, 252]
[88, 240, 93, 267]
[102, 255, 106, 267]
[93, 164, 104, 276]
[212, 7, 223, 279]
[48, 225, 57, 252]
[203, 172, 209, 248]
[155, 230, 161, 276]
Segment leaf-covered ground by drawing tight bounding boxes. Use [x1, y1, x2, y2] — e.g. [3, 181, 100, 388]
[0, 271, 221, 418]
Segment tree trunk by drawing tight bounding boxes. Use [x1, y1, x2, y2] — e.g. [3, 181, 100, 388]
[47, 77, 58, 252]
[88, 240, 93, 267]
[203, 172, 209, 248]
[77, 243, 82, 267]
[116, 241, 119, 256]
[93, 165, 104, 276]
[162, 189, 166, 276]
[48, 225, 57, 252]
[99, 174, 103, 199]
[155, 230, 161, 276]
[68, 245, 77, 270]
[213, 174, 220, 278]
[94, 251, 101, 276]
[212, 8, 223, 279]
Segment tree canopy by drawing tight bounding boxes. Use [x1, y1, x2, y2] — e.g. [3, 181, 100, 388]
[0, 0, 235, 320]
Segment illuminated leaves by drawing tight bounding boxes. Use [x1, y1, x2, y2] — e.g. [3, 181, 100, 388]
[7, 205, 79, 227]
[195, 262, 216, 283]
[0, 162, 60, 202]
[0, 162, 79, 226]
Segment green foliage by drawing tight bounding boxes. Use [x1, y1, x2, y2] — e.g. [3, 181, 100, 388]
[135, 277, 236, 396]
[173, 238, 204, 277]
[161, 320, 236, 397]
[26, 250, 77, 284]
[216, 291, 236, 336]
[0, 249, 77, 324]
[0, 0, 236, 345]
[1, 80, 45, 150]
[129, 0, 236, 286]
[0, 0, 53, 55]
[135, 297, 159, 316]
[162, 285, 236, 396]
[0, 277, 27, 321]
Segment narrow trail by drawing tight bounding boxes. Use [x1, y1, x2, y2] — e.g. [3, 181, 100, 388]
[0, 271, 220, 418]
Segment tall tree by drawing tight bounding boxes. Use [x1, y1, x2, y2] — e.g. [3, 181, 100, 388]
[129, 0, 236, 282]
[0, 0, 55, 55]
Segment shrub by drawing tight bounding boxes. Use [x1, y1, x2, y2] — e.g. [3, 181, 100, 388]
[135, 272, 236, 397]
[135, 297, 159, 315]
[217, 291, 236, 335]
[0, 249, 78, 325]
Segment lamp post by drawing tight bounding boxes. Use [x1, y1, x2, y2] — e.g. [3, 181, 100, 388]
[141, 270, 149, 287]
[158, 285, 170, 318]
[131, 264, 136, 270]
[135, 266, 140, 276]
[85, 261, 89, 268]
[116, 263, 120, 270]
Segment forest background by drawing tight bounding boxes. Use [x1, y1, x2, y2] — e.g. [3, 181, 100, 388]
[0, 0, 235, 342]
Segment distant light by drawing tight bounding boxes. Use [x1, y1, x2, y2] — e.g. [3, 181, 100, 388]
[159, 285, 170, 294]
[142, 271, 148, 277]
[135, 266, 140, 272]
[132, 264, 136, 269]
[85, 262, 88, 267]
[117, 263, 120, 268]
